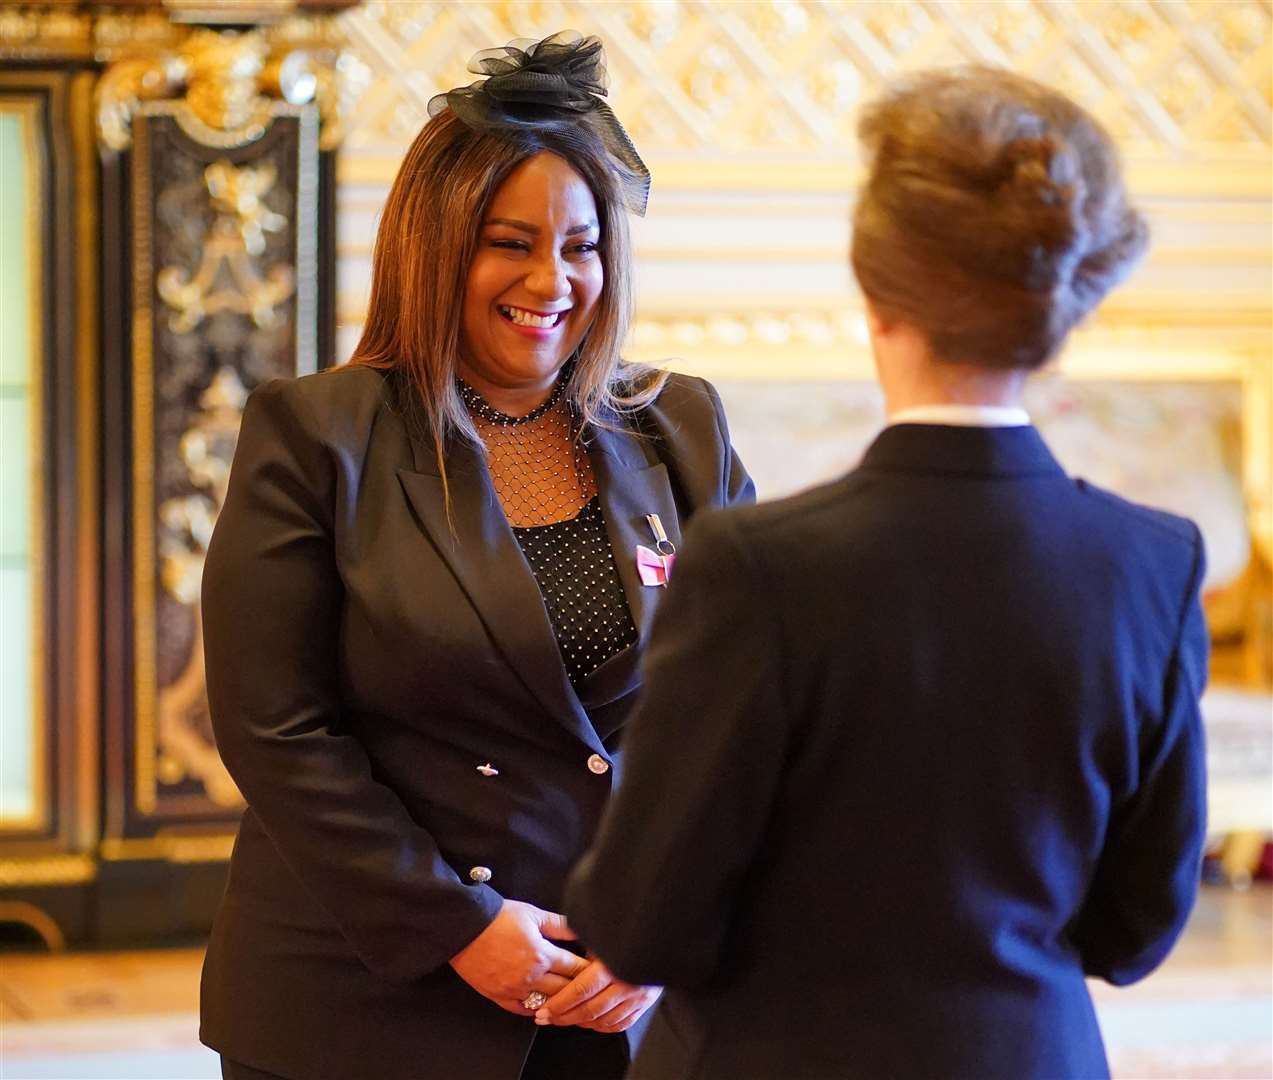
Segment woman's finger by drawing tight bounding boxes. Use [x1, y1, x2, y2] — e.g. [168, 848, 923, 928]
[547, 981, 628, 1027]
[535, 909, 578, 941]
[542, 942, 590, 979]
[526, 973, 572, 998]
[535, 959, 614, 1023]
[583, 998, 644, 1033]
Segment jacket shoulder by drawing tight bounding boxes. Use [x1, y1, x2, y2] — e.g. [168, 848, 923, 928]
[248, 364, 393, 450]
[636, 370, 725, 435]
[705, 471, 858, 543]
[1073, 478, 1200, 551]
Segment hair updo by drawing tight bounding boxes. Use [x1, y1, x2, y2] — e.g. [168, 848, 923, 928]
[850, 66, 1148, 370]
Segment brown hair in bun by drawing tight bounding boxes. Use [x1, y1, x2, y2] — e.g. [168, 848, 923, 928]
[850, 66, 1148, 370]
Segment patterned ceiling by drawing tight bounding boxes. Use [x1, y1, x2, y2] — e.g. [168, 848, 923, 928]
[335, 0, 1272, 156]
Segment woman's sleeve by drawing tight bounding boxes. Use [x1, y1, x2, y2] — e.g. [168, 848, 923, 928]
[202, 379, 503, 982]
[702, 377, 756, 508]
[1070, 527, 1209, 985]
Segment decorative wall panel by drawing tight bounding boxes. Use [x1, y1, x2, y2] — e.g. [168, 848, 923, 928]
[0, 5, 351, 947]
[94, 24, 340, 886]
[128, 105, 318, 822]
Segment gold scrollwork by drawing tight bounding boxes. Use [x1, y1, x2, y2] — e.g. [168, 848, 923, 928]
[155, 369, 249, 809]
[181, 28, 274, 132]
[159, 367, 247, 604]
[96, 55, 186, 153]
[96, 25, 346, 152]
[157, 160, 295, 334]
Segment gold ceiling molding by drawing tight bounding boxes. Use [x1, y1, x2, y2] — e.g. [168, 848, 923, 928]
[338, 0, 1272, 156]
[0, 5, 92, 60]
[163, 0, 297, 24]
[95, 22, 359, 152]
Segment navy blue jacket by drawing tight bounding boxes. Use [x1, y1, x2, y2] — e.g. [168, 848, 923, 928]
[200, 366, 752, 1080]
[566, 423, 1208, 1080]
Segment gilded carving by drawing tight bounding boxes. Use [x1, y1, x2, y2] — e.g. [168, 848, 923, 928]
[93, 9, 185, 60]
[159, 367, 247, 607]
[180, 29, 276, 132]
[96, 22, 360, 152]
[96, 56, 184, 154]
[157, 160, 295, 333]
[0, 7, 91, 60]
[131, 92, 318, 816]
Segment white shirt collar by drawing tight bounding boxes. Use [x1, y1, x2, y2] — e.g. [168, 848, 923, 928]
[887, 404, 1031, 428]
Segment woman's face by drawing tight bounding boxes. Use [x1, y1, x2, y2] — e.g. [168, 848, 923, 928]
[459, 151, 604, 409]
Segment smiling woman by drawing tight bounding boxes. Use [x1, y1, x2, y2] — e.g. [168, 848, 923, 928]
[460, 153, 604, 412]
[198, 28, 753, 1080]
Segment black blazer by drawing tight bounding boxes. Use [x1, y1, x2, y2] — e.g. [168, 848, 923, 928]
[566, 423, 1208, 1080]
[199, 365, 753, 1080]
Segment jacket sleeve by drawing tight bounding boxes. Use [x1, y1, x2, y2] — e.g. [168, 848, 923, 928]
[702, 376, 756, 508]
[564, 508, 787, 988]
[1071, 526, 1209, 985]
[202, 379, 503, 982]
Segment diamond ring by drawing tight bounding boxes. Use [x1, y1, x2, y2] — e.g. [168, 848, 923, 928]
[522, 991, 548, 1011]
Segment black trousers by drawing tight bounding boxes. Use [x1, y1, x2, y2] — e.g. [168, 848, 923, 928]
[221, 1028, 629, 1080]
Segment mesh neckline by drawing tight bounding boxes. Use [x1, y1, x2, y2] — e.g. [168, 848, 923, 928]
[456, 371, 570, 427]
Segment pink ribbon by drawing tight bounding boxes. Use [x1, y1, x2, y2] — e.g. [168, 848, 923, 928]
[636, 544, 675, 587]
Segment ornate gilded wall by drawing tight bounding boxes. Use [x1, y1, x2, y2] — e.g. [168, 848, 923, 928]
[332, 0, 1272, 685]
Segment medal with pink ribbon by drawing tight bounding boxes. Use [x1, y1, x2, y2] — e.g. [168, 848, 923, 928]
[636, 513, 676, 587]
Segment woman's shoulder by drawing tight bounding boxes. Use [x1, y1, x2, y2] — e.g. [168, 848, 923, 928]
[246, 364, 396, 447]
[627, 368, 727, 437]
[620, 367, 754, 507]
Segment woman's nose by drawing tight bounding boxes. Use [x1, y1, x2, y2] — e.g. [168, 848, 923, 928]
[525, 252, 569, 300]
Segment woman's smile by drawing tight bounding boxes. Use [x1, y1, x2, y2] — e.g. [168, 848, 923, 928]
[497, 303, 573, 334]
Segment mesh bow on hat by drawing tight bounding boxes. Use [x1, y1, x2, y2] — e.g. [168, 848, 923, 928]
[428, 30, 651, 216]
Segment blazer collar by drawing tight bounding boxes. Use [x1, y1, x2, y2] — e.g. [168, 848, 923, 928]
[860, 423, 1066, 478]
[397, 434, 605, 754]
[396, 407, 682, 744]
[585, 414, 682, 653]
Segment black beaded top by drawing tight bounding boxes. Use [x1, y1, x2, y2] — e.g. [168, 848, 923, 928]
[457, 374, 568, 427]
[513, 495, 638, 686]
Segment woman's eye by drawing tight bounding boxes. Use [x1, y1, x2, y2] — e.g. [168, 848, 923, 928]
[489, 238, 529, 252]
[568, 242, 598, 255]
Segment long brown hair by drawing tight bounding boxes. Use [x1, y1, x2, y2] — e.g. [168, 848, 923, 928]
[348, 109, 665, 480]
[851, 66, 1148, 370]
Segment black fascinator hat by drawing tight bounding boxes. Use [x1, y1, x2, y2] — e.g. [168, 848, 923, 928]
[428, 30, 651, 216]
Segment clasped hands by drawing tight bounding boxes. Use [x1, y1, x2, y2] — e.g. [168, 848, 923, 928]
[450, 899, 662, 1033]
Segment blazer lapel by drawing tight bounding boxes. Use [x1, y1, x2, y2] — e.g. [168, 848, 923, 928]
[587, 418, 683, 644]
[396, 438, 605, 754]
